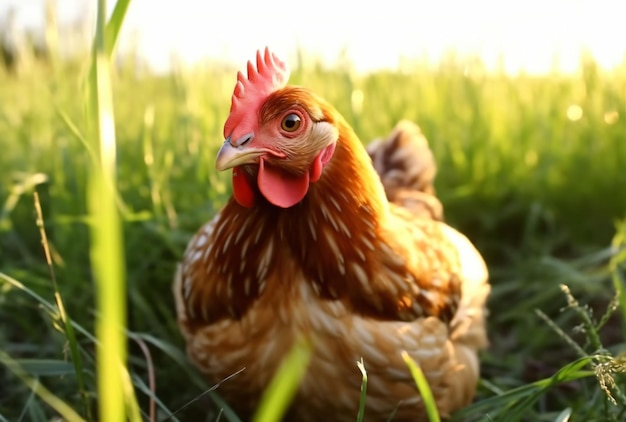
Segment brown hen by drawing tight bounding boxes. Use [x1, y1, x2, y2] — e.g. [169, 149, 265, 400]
[173, 48, 489, 421]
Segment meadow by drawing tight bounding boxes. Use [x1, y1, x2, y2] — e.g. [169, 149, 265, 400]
[1, 4, 626, 421]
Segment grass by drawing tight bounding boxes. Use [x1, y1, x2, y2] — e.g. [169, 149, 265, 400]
[1, 1, 626, 420]
[402, 352, 440, 422]
[87, 0, 133, 420]
[251, 339, 312, 422]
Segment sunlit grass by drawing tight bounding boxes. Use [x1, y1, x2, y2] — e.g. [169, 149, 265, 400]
[402, 352, 440, 422]
[252, 339, 312, 422]
[86, 0, 138, 420]
[1, 1, 626, 419]
[356, 359, 367, 422]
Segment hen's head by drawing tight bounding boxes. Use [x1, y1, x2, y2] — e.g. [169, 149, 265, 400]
[216, 47, 338, 208]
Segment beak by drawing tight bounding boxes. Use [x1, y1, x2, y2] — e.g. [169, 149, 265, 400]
[215, 140, 269, 171]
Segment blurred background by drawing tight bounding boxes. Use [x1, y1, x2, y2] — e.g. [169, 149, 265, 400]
[2, 0, 626, 75]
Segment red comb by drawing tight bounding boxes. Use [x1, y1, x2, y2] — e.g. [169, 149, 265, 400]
[223, 47, 290, 139]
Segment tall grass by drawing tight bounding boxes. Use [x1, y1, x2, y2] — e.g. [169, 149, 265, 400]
[0, 1, 626, 420]
[87, 0, 136, 420]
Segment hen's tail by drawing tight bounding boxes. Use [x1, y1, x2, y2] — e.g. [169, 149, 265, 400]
[367, 120, 443, 220]
[369, 121, 490, 410]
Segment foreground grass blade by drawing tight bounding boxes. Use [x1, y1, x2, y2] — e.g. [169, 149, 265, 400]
[356, 359, 367, 422]
[402, 351, 440, 422]
[88, 0, 136, 420]
[104, 0, 131, 56]
[252, 339, 312, 422]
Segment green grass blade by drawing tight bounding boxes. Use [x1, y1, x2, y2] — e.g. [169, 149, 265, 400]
[1, 273, 58, 311]
[17, 378, 39, 422]
[22, 399, 47, 422]
[88, 0, 136, 421]
[402, 351, 440, 422]
[0, 272, 97, 345]
[454, 357, 594, 420]
[56, 109, 97, 162]
[252, 339, 312, 422]
[34, 192, 90, 418]
[13, 359, 77, 377]
[134, 334, 242, 422]
[554, 407, 572, 422]
[166, 368, 246, 422]
[131, 374, 179, 421]
[610, 219, 626, 338]
[0, 351, 86, 422]
[356, 358, 367, 422]
[89, 42, 128, 422]
[121, 364, 142, 421]
[104, 0, 132, 56]
[1, 174, 48, 226]
[0, 271, 213, 421]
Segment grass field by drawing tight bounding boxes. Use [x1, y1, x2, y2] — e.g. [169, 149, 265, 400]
[1, 4, 626, 421]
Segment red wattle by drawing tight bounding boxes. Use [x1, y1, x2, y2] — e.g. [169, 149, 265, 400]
[258, 158, 309, 208]
[232, 167, 256, 208]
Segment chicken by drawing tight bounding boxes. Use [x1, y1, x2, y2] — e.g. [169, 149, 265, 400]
[173, 47, 489, 421]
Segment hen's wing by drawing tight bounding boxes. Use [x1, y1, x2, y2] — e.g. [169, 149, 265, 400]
[369, 121, 489, 412]
[367, 120, 443, 220]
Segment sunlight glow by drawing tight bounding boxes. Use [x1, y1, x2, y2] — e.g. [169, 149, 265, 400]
[567, 105, 584, 122]
[2, 0, 625, 74]
[351, 90, 364, 114]
[604, 111, 619, 125]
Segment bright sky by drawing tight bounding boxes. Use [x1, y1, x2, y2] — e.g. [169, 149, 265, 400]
[2, 0, 625, 74]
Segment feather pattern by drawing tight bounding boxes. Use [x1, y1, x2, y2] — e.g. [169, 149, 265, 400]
[174, 49, 489, 421]
[367, 120, 443, 220]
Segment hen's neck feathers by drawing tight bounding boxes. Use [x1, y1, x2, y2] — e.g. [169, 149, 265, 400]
[311, 115, 389, 216]
[184, 97, 459, 324]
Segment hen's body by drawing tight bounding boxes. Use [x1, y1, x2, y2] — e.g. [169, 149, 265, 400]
[174, 111, 489, 420]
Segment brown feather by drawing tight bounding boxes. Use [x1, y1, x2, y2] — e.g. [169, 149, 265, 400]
[174, 86, 489, 421]
[367, 120, 443, 220]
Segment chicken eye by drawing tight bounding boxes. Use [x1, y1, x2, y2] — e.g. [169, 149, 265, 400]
[280, 113, 301, 132]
